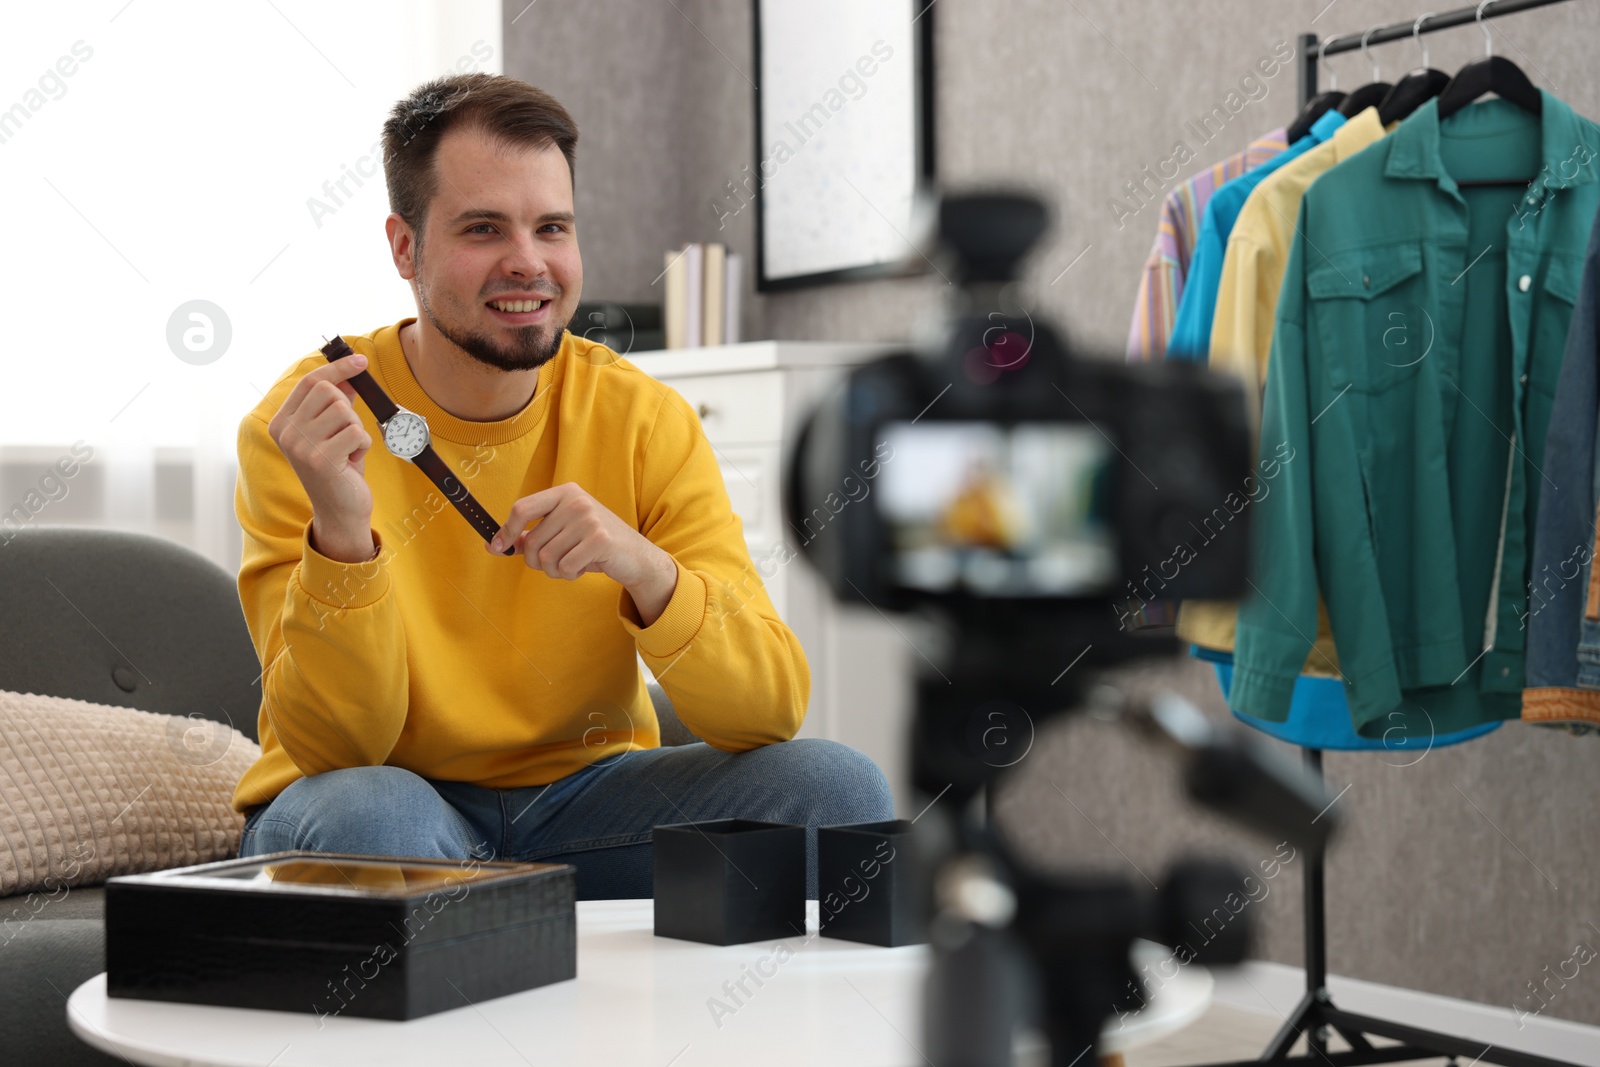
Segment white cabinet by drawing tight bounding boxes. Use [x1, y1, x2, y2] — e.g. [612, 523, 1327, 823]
[629, 341, 917, 814]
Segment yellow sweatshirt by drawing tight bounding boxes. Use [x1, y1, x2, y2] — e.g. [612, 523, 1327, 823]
[230, 317, 809, 814]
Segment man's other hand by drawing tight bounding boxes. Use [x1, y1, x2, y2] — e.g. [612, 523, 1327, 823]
[488, 482, 678, 625]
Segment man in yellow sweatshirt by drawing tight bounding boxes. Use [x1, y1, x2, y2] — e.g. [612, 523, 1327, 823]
[230, 73, 893, 899]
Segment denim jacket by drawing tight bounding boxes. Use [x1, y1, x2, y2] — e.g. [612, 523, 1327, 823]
[1232, 94, 1600, 740]
[1524, 205, 1600, 729]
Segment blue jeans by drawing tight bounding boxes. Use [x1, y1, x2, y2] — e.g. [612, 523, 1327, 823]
[236, 738, 894, 900]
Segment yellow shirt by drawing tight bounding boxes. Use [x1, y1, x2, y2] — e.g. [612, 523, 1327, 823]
[1177, 108, 1389, 674]
[231, 318, 809, 813]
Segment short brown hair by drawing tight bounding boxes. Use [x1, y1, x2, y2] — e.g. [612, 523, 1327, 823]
[382, 73, 578, 241]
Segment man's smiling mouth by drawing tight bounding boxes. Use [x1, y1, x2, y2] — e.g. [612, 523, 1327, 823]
[486, 298, 552, 322]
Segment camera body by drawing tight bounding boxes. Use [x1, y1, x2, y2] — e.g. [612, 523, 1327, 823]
[785, 193, 1255, 667]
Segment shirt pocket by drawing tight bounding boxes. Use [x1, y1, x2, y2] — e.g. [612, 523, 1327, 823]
[1306, 243, 1428, 395]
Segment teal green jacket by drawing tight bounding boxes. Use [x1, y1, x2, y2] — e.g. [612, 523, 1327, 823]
[1232, 92, 1600, 739]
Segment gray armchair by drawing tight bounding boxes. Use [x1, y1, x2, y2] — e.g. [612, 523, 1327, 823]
[0, 524, 692, 1066]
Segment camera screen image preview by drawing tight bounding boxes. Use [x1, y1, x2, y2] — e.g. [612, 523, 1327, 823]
[875, 421, 1115, 596]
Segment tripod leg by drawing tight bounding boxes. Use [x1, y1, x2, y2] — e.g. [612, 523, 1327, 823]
[1330, 1021, 1375, 1051]
[1307, 1023, 1329, 1059]
[1261, 991, 1319, 1062]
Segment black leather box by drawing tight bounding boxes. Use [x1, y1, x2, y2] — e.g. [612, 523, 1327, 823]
[653, 819, 805, 945]
[105, 851, 576, 1021]
[818, 819, 924, 947]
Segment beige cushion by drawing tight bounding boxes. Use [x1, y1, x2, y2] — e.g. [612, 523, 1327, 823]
[0, 689, 260, 897]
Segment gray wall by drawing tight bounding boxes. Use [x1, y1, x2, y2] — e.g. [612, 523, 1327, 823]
[507, 0, 1600, 1026]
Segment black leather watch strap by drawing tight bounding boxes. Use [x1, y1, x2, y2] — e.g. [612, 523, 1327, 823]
[413, 445, 509, 550]
[320, 336, 399, 422]
[319, 334, 515, 556]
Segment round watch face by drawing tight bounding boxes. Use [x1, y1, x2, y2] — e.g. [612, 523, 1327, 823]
[383, 410, 429, 460]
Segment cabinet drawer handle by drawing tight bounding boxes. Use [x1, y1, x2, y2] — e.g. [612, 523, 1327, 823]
[696, 402, 715, 420]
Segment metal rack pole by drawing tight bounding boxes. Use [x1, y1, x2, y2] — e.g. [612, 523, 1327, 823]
[1320, 0, 1571, 59]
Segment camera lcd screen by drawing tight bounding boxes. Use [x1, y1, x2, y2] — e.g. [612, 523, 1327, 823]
[875, 421, 1116, 596]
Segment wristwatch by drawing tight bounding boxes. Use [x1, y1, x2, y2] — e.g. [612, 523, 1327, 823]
[321, 335, 515, 555]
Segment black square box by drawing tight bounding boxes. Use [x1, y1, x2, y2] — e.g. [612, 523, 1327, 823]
[653, 819, 805, 945]
[105, 850, 576, 1021]
[818, 819, 923, 946]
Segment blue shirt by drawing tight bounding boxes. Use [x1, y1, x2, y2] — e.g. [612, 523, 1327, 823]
[1168, 109, 1347, 362]
[1207, 655, 1500, 751]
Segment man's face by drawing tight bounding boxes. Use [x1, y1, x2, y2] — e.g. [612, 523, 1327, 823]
[394, 125, 581, 373]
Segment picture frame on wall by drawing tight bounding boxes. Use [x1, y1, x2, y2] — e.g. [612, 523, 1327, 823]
[751, 0, 936, 292]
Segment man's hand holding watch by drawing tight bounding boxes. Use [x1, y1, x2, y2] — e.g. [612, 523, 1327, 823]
[268, 335, 677, 623]
[316, 335, 515, 556]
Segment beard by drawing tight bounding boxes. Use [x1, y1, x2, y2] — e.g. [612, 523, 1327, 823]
[414, 245, 568, 373]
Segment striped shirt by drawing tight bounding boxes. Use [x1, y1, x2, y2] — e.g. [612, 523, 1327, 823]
[1124, 128, 1288, 364]
[1121, 127, 1287, 629]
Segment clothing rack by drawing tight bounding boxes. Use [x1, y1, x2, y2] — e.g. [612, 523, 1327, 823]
[1192, 3, 1585, 1067]
[1297, 0, 1572, 103]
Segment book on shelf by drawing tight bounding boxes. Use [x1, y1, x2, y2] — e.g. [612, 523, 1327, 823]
[724, 251, 742, 344]
[702, 242, 725, 348]
[663, 248, 687, 350]
[683, 243, 703, 348]
[662, 242, 744, 349]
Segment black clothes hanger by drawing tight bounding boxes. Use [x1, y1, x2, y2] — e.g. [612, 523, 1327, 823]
[1340, 82, 1396, 118]
[1377, 14, 1451, 126]
[1289, 91, 1346, 142]
[1337, 27, 1392, 119]
[1289, 35, 1348, 142]
[1379, 69, 1451, 125]
[1436, 55, 1541, 120]
[1435, 2, 1541, 186]
[1436, 2, 1542, 120]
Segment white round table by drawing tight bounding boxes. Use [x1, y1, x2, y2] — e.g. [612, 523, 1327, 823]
[68, 899, 1212, 1066]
